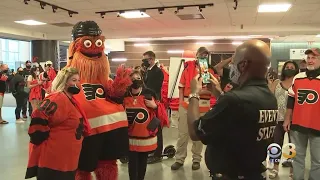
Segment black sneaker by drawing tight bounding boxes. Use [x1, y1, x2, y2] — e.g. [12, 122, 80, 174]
[171, 162, 183, 170]
[192, 162, 200, 170]
[147, 156, 162, 164]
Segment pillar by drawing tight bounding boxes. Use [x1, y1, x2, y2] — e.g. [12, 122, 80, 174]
[31, 40, 58, 69]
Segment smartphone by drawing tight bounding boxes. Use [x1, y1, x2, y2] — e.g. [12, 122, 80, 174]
[198, 58, 210, 84]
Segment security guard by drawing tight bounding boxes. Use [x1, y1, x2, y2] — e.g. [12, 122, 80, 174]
[187, 39, 278, 180]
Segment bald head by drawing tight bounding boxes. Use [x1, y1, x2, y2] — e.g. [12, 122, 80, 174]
[233, 39, 271, 64]
[230, 40, 271, 84]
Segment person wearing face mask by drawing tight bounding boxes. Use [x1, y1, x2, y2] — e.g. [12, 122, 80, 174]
[10, 67, 29, 123]
[267, 61, 299, 179]
[141, 51, 165, 164]
[123, 70, 168, 180]
[27, 67, 44, 111]
[0, 64, 9, 124]
[187, 40, 278, 180]
[23, 60, 33, 117]
[26, 67, 91, 180]
[171, 47, 217, 171]
[283, 48, 320, 180]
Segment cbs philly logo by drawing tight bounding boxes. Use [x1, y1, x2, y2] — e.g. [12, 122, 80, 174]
[267, 143, 296, 162]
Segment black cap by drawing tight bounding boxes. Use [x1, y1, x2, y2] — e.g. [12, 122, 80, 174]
[71, 21, 102, 40]
[26, 60, 31, 64]
[196, 47, 209, 56]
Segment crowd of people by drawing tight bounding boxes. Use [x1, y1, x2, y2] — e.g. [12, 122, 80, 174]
[0, 20, 319, 180]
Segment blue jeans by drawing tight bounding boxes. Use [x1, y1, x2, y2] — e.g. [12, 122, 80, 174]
[290, 130, 320, 180]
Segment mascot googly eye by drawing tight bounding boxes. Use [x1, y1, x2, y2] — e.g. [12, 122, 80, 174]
[83, 40, 92, 48]
[95, 39, 103, 47]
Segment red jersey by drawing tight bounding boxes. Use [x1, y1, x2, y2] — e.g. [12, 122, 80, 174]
[288, 72, 320, 134]
[73, 80, 128, 136]
[26, 92, 86, 179]
[178, 60, 215, 112]
[124, 88, 159, 152]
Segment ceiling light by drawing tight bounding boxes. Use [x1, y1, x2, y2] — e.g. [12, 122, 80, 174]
[258, 3, 292, 13]
[167, 50, 184, 54]
[119, 11, 150, 19]
[14, 20, 46, 26]
[232, 41, 243, 45]
[134, 43, 150, 47]
[112, 58, 127, 62]
[316, 34, 320, 37]
[196, 42, 214, 45]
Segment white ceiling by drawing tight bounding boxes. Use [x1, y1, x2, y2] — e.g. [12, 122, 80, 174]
[0, 0, 320, 42]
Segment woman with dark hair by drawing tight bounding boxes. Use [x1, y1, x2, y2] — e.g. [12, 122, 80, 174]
[124, 70, 168, 180]
[27, 67, 43, 111]
[268, 60, 299, 179]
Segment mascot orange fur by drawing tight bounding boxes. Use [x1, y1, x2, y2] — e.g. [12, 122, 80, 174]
[67, 21, 131, 180]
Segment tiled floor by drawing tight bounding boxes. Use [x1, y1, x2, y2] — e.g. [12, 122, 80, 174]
[0, 94, 311, 180]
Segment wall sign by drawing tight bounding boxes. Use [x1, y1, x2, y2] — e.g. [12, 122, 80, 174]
[290, 49, 307, 60]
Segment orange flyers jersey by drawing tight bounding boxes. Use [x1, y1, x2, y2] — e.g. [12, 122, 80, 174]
[26, 92, 84, 179]
[288, 72, 320, 132]
[123, 88, 158, 152]
[179, 65, 214, 113]
[73, 82, 128, 136]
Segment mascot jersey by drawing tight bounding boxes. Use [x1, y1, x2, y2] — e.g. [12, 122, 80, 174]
[67, 30, 128, 136]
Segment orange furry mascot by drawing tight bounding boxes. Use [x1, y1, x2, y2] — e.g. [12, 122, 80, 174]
[67, 21, 131, 180]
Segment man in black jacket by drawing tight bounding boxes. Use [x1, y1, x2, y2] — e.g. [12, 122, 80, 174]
[142, 51, 164, 164]
[187, 39, 277, 180]
[11, 67, 28, 123]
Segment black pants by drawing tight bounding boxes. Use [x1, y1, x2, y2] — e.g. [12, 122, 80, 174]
[128, 151, 149, 180]
[153, 125, 163, 157]
[270, 121, 291, 164]
[23, 99, 32, 116]
[13, 93, 28, 119]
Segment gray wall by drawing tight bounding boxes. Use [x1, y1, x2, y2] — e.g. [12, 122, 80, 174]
[271, 42, 320, 69]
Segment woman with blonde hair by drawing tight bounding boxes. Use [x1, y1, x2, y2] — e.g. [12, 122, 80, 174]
[26, 67, 90, 180]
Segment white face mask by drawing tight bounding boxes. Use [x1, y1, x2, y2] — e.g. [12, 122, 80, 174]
[229, 63, 241, 84]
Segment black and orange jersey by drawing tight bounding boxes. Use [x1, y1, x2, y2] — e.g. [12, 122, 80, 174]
[288, 71, 320, 135]
[123, 88, 158, 152]
[26, 92, 85, 179]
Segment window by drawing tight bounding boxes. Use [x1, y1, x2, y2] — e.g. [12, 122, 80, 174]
[1, 38, 31, 70]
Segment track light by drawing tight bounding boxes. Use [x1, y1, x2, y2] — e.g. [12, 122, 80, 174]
[40, 2, 46, 9]
[23, 0, 78, 17]
[95, 3, 214, 17]
[52, 6, 57, 13]
[100, 13, 105, 18]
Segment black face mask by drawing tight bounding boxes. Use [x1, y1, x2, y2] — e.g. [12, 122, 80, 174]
[300, 68, 307, 72]
[142, 59, 150, 68]
[26, 65, 31, 69]
[131, 79, 143, 89]
[2, 70, 8, 73]
[18, 71, 24, 75]
[67, 85, 80, 95]
[283, 69, 296, 77]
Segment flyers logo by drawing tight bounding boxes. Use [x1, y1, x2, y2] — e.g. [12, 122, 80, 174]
[82, 83, 105, 101]
[297, 89, 319, 105]
[126, 108, 149, 124]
